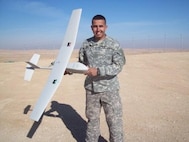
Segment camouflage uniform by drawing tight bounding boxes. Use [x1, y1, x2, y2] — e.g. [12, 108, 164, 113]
[79, 36, 125, 142]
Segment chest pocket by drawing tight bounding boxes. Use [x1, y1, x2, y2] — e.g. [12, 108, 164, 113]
[86, 47, 113, 66]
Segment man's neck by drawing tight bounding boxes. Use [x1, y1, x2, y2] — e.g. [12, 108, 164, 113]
[94, 35, 106, 43]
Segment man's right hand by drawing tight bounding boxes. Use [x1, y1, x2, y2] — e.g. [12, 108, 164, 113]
[64, 71, 73, 75]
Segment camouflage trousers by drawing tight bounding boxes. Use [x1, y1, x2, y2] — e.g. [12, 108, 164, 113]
[85, 90, 124, 142]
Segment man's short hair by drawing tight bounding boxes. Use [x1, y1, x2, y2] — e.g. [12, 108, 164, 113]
[92, 15, 106, 24]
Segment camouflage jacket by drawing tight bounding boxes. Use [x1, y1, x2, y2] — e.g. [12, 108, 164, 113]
[79, 36, 126, 92]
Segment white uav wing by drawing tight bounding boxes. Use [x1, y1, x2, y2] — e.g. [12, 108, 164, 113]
[30, 9, 82, 121]
[24, 54, 40, 81]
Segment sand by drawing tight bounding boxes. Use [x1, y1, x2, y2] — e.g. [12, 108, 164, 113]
[0, 49, 189, 142]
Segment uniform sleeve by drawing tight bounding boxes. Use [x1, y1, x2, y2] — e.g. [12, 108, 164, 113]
[78, 43, 88, 66]
[78, 46, 84, 63]
[98, 46, 126, 76]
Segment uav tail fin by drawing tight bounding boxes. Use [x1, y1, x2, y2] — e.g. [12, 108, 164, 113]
[24, 54, 40, 81]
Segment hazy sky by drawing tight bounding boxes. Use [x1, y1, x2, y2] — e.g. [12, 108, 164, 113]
[0, 0, 189, 49]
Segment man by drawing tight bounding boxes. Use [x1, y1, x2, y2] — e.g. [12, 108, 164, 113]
[79, 15, 126, 142]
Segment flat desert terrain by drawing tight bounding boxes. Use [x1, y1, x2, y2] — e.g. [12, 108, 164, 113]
[0, 49, 189, 142]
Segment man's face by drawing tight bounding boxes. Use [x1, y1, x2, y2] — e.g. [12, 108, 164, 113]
[91, 19, 107, 41]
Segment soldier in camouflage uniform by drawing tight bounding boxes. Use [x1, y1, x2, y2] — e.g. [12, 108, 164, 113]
[79, 15, 125, 142]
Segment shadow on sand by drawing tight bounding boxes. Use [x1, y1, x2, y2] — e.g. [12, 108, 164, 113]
[25, 101, 107, 142]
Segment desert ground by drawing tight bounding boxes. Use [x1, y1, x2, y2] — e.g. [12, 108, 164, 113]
[0, 49, 189, 142]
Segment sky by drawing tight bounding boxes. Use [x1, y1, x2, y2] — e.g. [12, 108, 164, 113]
[0, 0, 189, 49]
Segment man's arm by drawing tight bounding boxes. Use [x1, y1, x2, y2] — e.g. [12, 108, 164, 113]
[98, 47, 125, 76]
